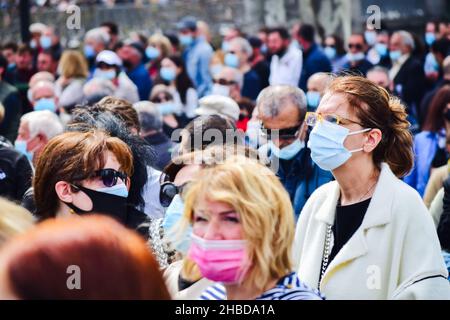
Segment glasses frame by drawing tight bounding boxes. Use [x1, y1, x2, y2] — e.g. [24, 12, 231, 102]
[94, 169, 128, 188]
[159, 181, 190, 207]
[305, 112, 364, 127]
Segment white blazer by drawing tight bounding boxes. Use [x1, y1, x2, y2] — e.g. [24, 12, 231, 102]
[293, 163, 450, 300]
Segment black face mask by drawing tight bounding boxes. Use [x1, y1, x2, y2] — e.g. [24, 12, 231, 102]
[64, 185, 127, 225]
[122, 60, 134, 70]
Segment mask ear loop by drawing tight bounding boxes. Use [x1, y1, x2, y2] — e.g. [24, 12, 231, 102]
[347, 128, 372, 153]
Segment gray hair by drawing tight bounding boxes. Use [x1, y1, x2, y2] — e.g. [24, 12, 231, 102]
[216, 67, 244, 89]
[367, 66, 390, 78]
[83, 78, 115, 99]
[21, 110, 64, 140]
[256, 85, 307, 118]
[393, 30, 415, 51]
[85, 27, 110, 46]
[133, 101, 163, 132]
[31, 80, 56, 102]
[230, 37, 253, 57]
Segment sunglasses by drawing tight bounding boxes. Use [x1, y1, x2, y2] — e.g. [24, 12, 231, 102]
[348, 43, 363, 50]
[151, 94, 173, 103]
[96, 62, 117, 69]
[213, 78, 237, 86]
[261, 123, 302, 140]
[159, 181, 190, 207]
[94, 169, 128, 188]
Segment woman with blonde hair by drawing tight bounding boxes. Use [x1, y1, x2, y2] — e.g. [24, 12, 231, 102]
[294, 75, 450, 299]
[178, 156, 323, 300]
[0, 198, 35, 247]
[146, 33, 173, 80]
[54, 50, 88, 112]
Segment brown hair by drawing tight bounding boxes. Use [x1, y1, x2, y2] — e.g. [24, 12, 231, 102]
[423, 85, 450, 133]
[58, 50, 89, 79]
[33, 130, 133, 219]
[327, 75, 413, 177]
[97, 96, 140, 133]
[1, 215, 170, 299]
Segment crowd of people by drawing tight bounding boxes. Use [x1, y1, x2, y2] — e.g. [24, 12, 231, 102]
[0, 15, 450, 300]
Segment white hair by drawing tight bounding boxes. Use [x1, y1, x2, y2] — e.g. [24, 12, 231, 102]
[394, 30, 415, 51]
[133, 101, 163, 132]
[256, 85, 307, 118]
[31, 81, 56, 102]
[21, 110, 64, 140]
[85, 27, 110, 46]
[230, 37, 253, 57]
[82, 78, 115, 97]
[217, 67, 244, 89]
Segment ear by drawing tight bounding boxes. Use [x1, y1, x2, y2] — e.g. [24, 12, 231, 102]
[55, 181, 75, 203]
[125, 177, 131, 191]
[363, 129, 382, 153]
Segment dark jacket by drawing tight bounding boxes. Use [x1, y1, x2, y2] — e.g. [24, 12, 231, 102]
[299, 44, 332, 91]
[144, 132, 174, 171]
[342, 58, 374, 77]
[242, 69, 262, 101]
[438, 176, 450, 251]
[0, 80, 22, 142]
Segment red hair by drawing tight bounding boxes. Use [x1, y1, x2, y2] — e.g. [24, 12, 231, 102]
[1, 215, 170, 299]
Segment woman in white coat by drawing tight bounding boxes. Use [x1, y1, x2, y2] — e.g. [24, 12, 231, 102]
[294, 75, 450, 300]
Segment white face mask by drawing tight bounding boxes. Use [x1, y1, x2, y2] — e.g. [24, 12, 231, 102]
[211, 83, 230, 97]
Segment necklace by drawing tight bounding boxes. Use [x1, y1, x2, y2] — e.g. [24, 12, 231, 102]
[357, 179, 378, 202]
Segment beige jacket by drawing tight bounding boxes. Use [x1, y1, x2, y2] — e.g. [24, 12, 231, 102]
[294, 163, 450, 300]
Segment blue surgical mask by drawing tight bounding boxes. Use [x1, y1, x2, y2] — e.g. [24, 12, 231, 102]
[30, 39, 37, 49]
[374, 43, 388, 57]
[158, 101, 178, 115]
[179, 34, 193, 46]
[210, 64, 224, 77]
[93, 68, 117, 81]
[224, 53, 240, 68]
[160, 67, 177, 82]
[7, 62, 16, 70]
[269, 139, 305, 160]
[364, 31, 377, 46]
[96, 183, 129, 198]
[324, 46, 336, 60]
[221, 41, 230, 52]
[389, 50, 402, 62]
[146, 46, 161, 60]
[84, 44, 96, 59]
[425, 32, 436, 46]
[346, 52, 365, 63]
[306, 91, 321, 110]
[260, 44, 268, 55]
[308, 120, 371, 171]
[40, 36, 52, 49]
[163, 195, 192, 254]
[34, 98, 56, 112]
[14, 140, 33, 162]
[211, 83, 230, 97]
[424, 52, 440, 74]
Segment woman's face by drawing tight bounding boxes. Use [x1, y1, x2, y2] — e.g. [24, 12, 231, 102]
[192, 198, 243, 241]
[161, 58, 180, 76]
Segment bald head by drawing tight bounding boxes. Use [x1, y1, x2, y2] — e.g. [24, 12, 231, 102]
[307, 73, 332, 96]
[29, 72, 55, 89]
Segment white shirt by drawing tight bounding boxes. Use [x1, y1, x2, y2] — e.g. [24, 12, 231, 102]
[389, 53, 410, 81]
[140, 166, 165, 219]
[269, 46, 303, 87]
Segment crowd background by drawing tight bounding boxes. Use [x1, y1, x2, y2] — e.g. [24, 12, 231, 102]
[0, 0, 449, 300]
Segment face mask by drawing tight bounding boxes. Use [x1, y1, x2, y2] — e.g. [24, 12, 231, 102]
[7, 62, 16, 70]
[34, 98, 56, 112]
[179, 34, 193, 46]
[224, 53, 240, 68]
[308, 120, 371, 171]
[162, 195, 192, 254]
[211, 83, 230, 97]
[364, 31, 377, 46]
[424, 52, 439, 74]
[324, 46, 336, 60]
[260, 44, 268, 55]
[221, 41, 230, 52]
[14, 140, 33, 162]
[93, 68, 117, 81]
[389, 50, 402, 62]
[375, 43, 388, 57]
[306, 91, 321, 110]
[30, 39, 37, 49]
[188, 234, 251, 284]
[84, 45, 96, 59]
[269, 139, 305, 160]
[122, 60, 134, 70]
[64, 184, 128, 224]
[210, 64, 223, 78]
[40, 36, 52, 49]
[158, 101, 178, 115]
[160, 67, 177, 82]
[291, 40, 301, 50]
[145, 46, 160, 60]
[425, 32, 436, 46]
[346, 52, 365, 63]
[96, 183, 128, 198]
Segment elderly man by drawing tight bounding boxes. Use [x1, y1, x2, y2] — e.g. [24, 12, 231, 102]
[225, 37, 262, 101]
[305, 72, 332, 111]
[133, 101, 174, 171]
[84, 27, 110, 71]
[195, 95, 240, 123]
[211, 66, 243, 101]
[257, 85, 333, 219]
[29, 81, 58, 113]
[14, 110, 63, 167]
[342, 33, 373, 76]
[389, 30, 426, 121]
[82, 78, 115, 105]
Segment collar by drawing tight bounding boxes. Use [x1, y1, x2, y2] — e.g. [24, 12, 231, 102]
[395, 53, 411, 67]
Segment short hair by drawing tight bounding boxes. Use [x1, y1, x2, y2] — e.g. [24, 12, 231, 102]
[230, 37, 253, 57]
[298, 24, 315, 43]
[256, 85, 307, 120]
[33, 131, 133, 219]
[2, 42, 18, 52]
[100, 21, 119, 35]
[29, 72, 55, 89]
[148, 33, 173, 58]
[393, 30, 415, 50]
[0, 198, 35, 247]
[268, 27, 290, 40]
[39, 49, 59, 62]
[82, 78, 115, 104]
[85, 27, 110, 46]
[96, 96, 140, 133]
[58, 50, 89, 79]
[431, 38, 450, 57]
[0, 215, 170, 299]
[17, 44, 32, 56]
[30, 80, 56, 101]
[133, 101, 162, 132]
[367, 66, 390, 78]
[181, 156, 294, 291]
[216, 66, 244, 89]
[20, 110, 63, 140]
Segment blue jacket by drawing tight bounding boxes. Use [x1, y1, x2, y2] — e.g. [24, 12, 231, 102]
[183, 38, 213, 98]
[126, 63, 153, 101]
[299, 44, 332, 91]
[404, 130, 445, 196]
[242, 69, 262, 101]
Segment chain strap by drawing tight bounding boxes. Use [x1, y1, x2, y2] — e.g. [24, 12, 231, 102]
[319, 224, 333, 288]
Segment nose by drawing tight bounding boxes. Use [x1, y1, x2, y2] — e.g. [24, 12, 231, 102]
[202, 219, 223, 240]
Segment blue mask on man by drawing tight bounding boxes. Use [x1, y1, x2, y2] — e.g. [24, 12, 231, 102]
[269, 139, 305, 160]
[84, 45, 96, 59]
[40, 36, 52, 49]
[163, 195, 192, 254]
[14, 140, 34, 163]
[146, 46, 161, 60]
[179, 34, 193, 46]
[224, 53, 240, 68]
[34, 98, 56, 112]
[306, 91, 321, 110]
[374, 43, 388, 57]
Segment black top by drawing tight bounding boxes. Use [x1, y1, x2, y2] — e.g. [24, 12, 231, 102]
[328, 198, 371, 263]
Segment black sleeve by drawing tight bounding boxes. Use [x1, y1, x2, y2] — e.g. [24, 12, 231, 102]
[0, 92, 22, 143]
[14, 154, 33, 201]
[438, 176, 450, 251]
[403, 61, 426, 109]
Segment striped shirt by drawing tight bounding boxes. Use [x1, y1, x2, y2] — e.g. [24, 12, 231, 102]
[199, 272, 325, 300]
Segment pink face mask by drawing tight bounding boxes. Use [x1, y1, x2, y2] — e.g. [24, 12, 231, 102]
[188, 234, 251, 284]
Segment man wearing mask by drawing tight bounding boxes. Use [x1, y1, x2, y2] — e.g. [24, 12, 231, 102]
[93, 50, 139, 103]
[83, 27, 111, 72]
[117, 41, 153, 101]
[306, 72, 332, 111]
[15, 110, 63, 168]
[211, 66, 243, 102]
[40, 26, 63, 60]
[29, 80, 58, 113]
[177, 16, 213, 98]
[267, 27, 302, 87]
[367, 30, 391, 69]
[342, 33, 373, 76]
[1, 42, 18, 82]
[257, 85, 333, 218]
